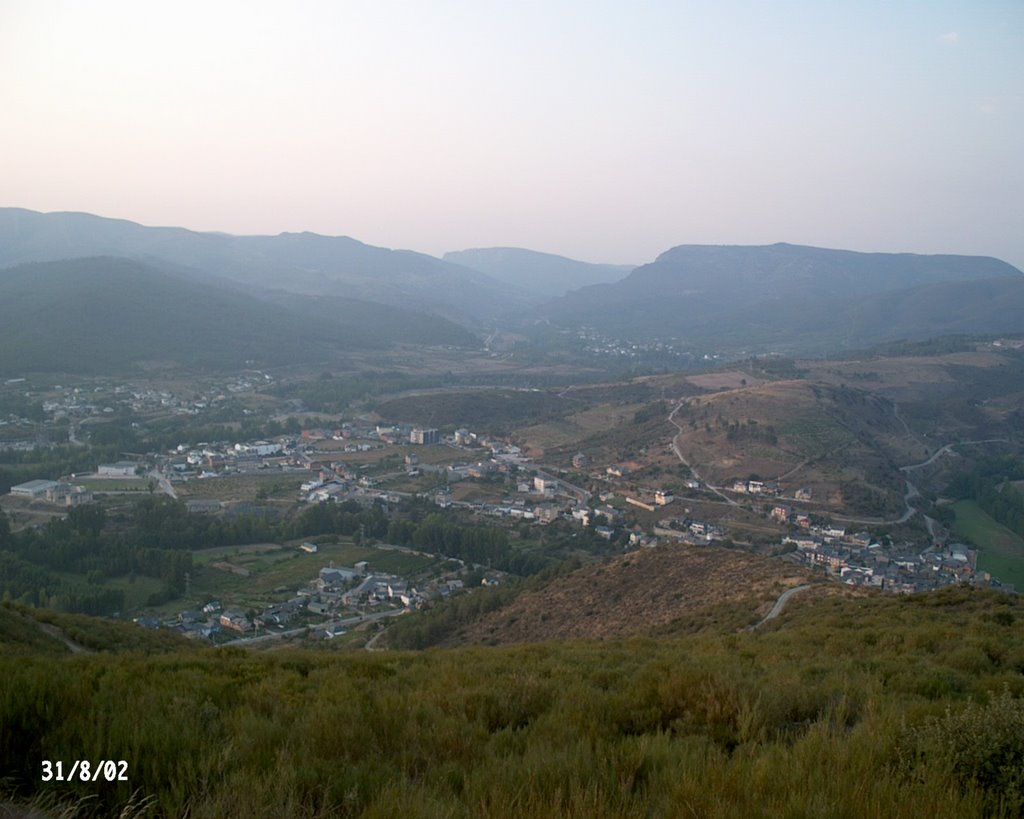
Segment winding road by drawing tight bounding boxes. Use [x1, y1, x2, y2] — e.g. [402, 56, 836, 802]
[668, 400, 739, 507]
[667, 394, 1008, 535]
[749, 584, 813, 630]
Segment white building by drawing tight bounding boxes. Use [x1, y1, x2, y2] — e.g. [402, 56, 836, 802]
[9, 479, 59, 499]
[98, 462, 139, 478]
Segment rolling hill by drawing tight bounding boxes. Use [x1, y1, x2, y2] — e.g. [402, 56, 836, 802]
[0, 208, 533, 323]
[0, 257, 478, 373]
[542, 243, 1024, 355]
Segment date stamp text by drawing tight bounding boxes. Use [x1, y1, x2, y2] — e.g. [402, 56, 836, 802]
[41, 760, 128, 782]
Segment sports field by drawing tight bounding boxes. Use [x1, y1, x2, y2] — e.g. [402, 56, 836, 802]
[953, 500, 1024, 590]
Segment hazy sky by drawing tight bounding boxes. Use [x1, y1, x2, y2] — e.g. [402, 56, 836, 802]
[2, 1, 1022, 268]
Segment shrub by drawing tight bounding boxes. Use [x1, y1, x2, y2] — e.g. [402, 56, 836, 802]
[901, 687, 1024, 814]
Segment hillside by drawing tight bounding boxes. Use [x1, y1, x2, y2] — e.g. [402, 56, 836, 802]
[0, 208, 533, 323]
[671, 379, 908, 515]
[542, 243, 1024, 355]
[2, 587, 1023, 817]
[432, 545, 819, 645]
[0, 603, 193, 655]
[444, 246, 634, 297]
[0, 257, 478, 373]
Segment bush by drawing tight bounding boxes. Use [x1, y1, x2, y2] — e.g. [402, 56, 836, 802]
[901, 687, 1024, 814]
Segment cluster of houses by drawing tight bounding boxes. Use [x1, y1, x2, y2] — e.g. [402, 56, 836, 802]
[574, 328, 696, 362]
[29, 372, 274, 427]
[729, 480, 812, 500]
[153, 548, 498, 643]
[781, 527, 987, 593]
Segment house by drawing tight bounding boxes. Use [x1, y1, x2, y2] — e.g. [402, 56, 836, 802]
[299, 542, 318, 553]
[534, 476, 557, 493]
[654, 490, 674, 506]
[45, 483, 93, 507]
[387, 580, 408, 599]
[410, 428, 439, 445]
[98, 461, 139, 478]
[219, 609, 251, 633]
[770, 504, 791, 523]
[318, 567, 357, 588]
[626, 497, 656, 512]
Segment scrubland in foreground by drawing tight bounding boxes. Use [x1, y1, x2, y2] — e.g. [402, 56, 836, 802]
[2, 587, 1023, 818]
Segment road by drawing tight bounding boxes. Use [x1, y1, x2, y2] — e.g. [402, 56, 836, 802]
[750, 584, 813, 630]
[667, 400, 740, 507]
[663, 395, 1007, 532]
[148, 470, 178, 500]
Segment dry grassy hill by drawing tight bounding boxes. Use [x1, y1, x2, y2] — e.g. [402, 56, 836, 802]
[672, 379, 907, 514]
[445, 545, 820, 645]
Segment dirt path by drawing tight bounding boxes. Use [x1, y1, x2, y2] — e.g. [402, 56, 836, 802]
[668, 400, 739, 507]
[750, 584, 813, 630]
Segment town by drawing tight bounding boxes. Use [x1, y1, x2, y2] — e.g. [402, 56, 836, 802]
[4, 368, 1012, 646]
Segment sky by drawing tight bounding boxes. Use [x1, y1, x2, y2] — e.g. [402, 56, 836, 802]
[1, 0, 1022, 269]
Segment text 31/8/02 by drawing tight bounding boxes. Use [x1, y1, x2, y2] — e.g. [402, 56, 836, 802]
[41, 760, 128, 782]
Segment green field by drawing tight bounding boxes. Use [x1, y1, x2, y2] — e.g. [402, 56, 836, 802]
[176, 473, 306, 501]
[50, 571, 166, 611]
[953, 500, 1024, 590]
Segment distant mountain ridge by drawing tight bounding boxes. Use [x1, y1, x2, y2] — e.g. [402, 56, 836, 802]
[0, 257, 478, 373]
[443, 246, 634, 297]
[0, 208, 534, 323]
[541, 243, 1024, 354]
[3, 210, 1022, 358]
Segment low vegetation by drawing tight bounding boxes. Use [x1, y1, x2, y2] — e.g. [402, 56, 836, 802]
[1, 587, 1023, 817]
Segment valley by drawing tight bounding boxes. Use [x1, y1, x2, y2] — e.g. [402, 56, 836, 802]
[1, 217, 1023, 819]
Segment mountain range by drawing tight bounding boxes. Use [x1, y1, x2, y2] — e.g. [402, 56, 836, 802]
[0, 208, 530, 324]
[540, 243, 1024, 354]
[2, 208, 1022, 364]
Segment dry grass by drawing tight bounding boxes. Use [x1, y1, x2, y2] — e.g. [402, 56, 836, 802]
[450, 545, 818, 645]
[519, 403, 647, 456]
